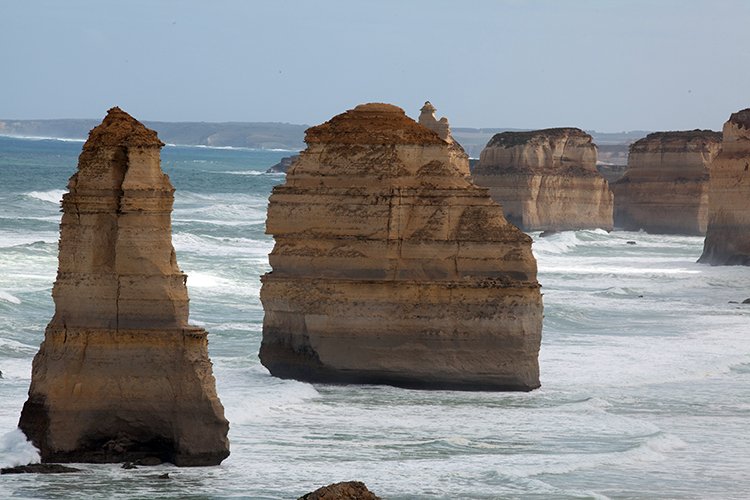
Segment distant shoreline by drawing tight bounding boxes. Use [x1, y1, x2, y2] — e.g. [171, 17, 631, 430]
[0, 118, 648, 161]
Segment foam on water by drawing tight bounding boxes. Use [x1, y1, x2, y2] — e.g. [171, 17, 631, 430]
[0, 291, 21, 304]
[24, 189, 66, 204]
[0, 429, 40, 468]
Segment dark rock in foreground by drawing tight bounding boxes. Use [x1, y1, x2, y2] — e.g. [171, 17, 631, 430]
[298, 481, 381, 500]
[1, 463, 81, 474]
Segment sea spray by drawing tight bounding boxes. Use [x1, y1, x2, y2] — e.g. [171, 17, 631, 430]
[0, 429, 40, 468]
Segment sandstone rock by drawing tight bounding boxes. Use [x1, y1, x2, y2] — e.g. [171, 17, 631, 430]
[612, 130, 722, 234]
[471, 128, 613, 231]
[18, 107, 229, 466]
[298, 481, 381, 500]
[418, 101, 453, 142]
[699, 109, 750, 265]
[259, 103, 542, 391]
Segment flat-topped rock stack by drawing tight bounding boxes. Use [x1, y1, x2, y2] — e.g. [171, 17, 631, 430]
[471, 128, 613, 231]
[699, 109, 750, 265]
[612, 130, 722, 234]
[259, 103, 543, 391]
[18, 108, 229, 466]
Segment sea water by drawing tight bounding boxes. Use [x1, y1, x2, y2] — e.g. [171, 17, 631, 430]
[0, 135, 748, 499]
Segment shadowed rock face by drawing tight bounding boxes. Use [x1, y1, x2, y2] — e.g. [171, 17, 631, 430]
[472, 128, 613, 231]
[18, 107, 229, 466]
[699, 109, 750, 265]
[612, 130, 722, 235]
[259, 103, 542, 391]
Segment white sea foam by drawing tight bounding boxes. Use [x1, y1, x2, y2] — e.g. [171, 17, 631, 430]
[0, 291, 21, 304]
[0, 428, 40, 467]
[0, 231, 58, 248]
[25, 189, 66, 204]
[218, 170, 265, 176]
[173, 233, 272, 257]
[0, 134, 84, 143]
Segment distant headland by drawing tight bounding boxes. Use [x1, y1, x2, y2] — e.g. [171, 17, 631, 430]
[0, 118, 649, 159]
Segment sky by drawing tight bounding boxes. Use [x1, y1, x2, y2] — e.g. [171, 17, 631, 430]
[1, 0, 749, 132]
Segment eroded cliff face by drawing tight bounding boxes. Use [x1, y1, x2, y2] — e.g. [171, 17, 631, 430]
[699, 109, 750, 265]
[18, 108, 229, 466]
[612, 131, 721, 235]
[472, 128, 613, 231]
[259, 103, 542, 391]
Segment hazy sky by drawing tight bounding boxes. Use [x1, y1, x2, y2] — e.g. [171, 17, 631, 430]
[2, 0, 749, 131]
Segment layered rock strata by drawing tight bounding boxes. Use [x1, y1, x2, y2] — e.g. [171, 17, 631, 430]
[472, 128, 613, 231]
[612, 130, 721, 234]
[259, 103, 542, 391]
[18, 108, 229, 466]
[699, 109, 750, 265]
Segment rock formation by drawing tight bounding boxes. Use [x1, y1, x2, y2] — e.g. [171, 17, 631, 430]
[612, 130, 722, 234]
[418, 101, 453, 142]
[471, 128, 613, 231]
[259, 103, 542, 391]
[298, 481, 381, 500]
[699, 109, 750, 265]
[18, 107, 229, 466]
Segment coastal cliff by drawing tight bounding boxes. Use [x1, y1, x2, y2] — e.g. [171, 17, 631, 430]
[612, 130, 721, 234]
[18, 108, 229, 466]
[472, 128, 613, 231]
[259, 103, 543, 391]
[699, 109, 750, 265]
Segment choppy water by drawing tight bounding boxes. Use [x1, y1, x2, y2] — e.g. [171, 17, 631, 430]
[1, 135, 749, 499]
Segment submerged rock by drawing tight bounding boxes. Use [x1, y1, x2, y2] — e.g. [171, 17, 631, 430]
[259, 103, 542, 391]
[699, 109, 750, 265]
[18, 107, 229, 466]
[298, 481, 381, 500]
[612, 130, 722, 235]
[472, 128, 613, 231]
[1, 463, 81, 474]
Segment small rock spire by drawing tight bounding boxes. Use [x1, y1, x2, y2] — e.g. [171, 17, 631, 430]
[418, 101, 453, 142]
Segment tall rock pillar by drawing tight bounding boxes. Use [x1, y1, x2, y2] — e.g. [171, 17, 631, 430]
[18, 108, 229, 466]
[259, 103, 542, 391]
[699, 109, 750, 265]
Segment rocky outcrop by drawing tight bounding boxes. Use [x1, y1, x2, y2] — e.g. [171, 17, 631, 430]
[298, 481, 381, 500]
[612, 130, 722, 234]
[259, 103, 542, 391]
[266, 154, 300, 173]
[699, 109, 750, 265]
[471, 128, 613, 231]
[18, 108, 229, 466]
[1, 464, 81, 474]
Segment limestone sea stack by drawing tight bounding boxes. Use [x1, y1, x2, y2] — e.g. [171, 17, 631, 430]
[471, 128, 614, 231]
[612, 131, 722, 234]
[259, 103, 542, 391]
[18, 108, 229, 466]
[699, 109, 750, 265]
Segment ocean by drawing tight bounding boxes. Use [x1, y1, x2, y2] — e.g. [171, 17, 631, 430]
[0, 135, 748, 499]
